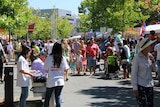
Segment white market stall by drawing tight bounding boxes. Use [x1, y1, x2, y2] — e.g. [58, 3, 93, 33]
[145, 24, 160, 34]
[68, 35, 81, 40]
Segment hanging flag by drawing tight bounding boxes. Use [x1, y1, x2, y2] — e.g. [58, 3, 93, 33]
[28, 23, 35, 33]
[140, 21, 146, 37]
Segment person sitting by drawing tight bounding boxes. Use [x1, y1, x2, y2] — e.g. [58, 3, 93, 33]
[31, 52, 48, 76]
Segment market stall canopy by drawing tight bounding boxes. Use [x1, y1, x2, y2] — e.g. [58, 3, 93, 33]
[124, 28, 140, 38]
[124, 28, 140, 35]
[68, 35, 81, 40]
[145, 24, 160, 34]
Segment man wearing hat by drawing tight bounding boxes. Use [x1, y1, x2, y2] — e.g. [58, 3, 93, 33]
[131, 38, 157, 107]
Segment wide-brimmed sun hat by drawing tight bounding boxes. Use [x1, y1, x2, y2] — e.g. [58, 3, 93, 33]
[139, 38, 156, 52]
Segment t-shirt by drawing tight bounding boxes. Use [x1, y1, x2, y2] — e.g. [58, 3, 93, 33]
[154, 43, 160, 60]
[123, 45, 131, 60]
[120, 46, 128, 60]
[47, 43, 54, 55]
[31, 58, 46, 75]
[15, 42, 21, 51]
[44, 55, 69, 88]
[7, 43, 13, 53]
[86, 43, 99, 57]
[107, 56, 118, 66]
[17, 55, 30, 87]
[150, 35, 157, 40]
[73, 42, 80, 54]
[116, 34, 122, 42]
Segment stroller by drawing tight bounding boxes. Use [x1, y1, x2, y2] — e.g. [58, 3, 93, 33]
[30, 71, 47, 99]
[104, 55, 120, 79]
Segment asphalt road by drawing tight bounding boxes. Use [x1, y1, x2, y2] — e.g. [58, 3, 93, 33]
[61, 71, 160, 107]
[0, 61, 160, 107]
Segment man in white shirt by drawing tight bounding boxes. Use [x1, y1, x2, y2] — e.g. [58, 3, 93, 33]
[46, 40, 54, 55]
[7, 42, 14, 62]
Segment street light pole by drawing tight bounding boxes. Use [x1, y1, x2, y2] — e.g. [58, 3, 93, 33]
[51, 6, 57, 40]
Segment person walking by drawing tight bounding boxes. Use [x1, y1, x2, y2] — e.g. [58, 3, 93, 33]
[43, 42, 69, 107]
[78, 39, 87, 75]
[0, 39, 7, 83]
[75, 50, 83, 75]
[117, 41, 130, 79]
[61, 38, 71, 81]
[131, 38, 157, 107]
[86, 37, 99, 75]
[6, 42, 14, 62]
[16, 46, 36, 107]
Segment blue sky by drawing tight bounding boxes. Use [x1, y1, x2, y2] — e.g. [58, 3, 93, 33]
[28, 0, 82, 14]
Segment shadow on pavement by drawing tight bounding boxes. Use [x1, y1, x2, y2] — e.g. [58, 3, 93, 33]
[79, 86, 137, 107]
[79, 80, 160, 107]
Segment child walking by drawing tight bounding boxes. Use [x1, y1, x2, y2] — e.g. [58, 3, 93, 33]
[70, 50, 76, 74]
[76, 50, 83, 75]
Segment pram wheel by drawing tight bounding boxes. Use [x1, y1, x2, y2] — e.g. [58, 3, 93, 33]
[114, 73, 119, 78]
[105, 74, 112, 79]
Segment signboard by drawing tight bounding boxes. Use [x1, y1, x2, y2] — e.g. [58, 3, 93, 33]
[107, 28, 113, 34]
[100, 27, 106, 34]
[28, 23, 35, 33]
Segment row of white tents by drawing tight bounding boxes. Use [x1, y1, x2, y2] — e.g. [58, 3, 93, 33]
[145, 24, 160, 34]
[68, 24, 160, 40]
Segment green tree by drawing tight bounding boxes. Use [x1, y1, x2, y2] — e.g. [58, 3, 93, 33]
[28, 9, 51, 40]
[137, 0, 160, 24]
[56, 17, 73, 38]
[79, 0, 151, 33]
[0, 0, 30, 34]
[78, 13, 91, 33]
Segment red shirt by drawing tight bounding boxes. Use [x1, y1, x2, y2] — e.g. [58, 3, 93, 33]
[86, 43, 99, 57]
[150, 35, 157, 40]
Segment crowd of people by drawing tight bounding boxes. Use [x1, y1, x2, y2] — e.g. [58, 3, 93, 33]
[0, 30, 159, 107]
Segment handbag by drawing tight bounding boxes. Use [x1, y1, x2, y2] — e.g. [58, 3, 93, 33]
[33, 75, 47, 83]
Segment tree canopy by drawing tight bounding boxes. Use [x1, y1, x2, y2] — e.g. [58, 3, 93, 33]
[0, 0, 74, 40]
[0, 0, 30, 30]
[78, 0, 160, 33]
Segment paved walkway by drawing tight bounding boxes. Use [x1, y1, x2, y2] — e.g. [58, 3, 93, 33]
[62, 73, 160, 107]
[0, 60, 160, 107]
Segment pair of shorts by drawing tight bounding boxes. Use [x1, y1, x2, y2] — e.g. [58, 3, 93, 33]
[122, 63, 129, 69]
[87, 56, 96, 67]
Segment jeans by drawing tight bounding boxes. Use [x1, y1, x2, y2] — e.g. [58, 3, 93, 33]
[19, 87, 28, 107]
[156, 60, 160, 84]
[44, 86, 63, 107]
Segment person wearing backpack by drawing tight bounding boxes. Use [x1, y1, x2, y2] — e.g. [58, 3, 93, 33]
[118, 40, 131, 79]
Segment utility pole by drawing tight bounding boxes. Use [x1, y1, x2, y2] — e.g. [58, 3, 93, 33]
[51, 6, 57, 39]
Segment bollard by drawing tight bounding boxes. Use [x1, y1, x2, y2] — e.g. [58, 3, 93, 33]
[4, 66, 14, 107]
